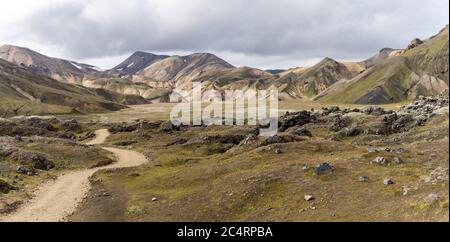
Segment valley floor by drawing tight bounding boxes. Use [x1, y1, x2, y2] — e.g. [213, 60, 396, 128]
[1, 98, 449, 222]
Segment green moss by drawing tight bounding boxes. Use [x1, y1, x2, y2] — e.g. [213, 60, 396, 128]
[126, 205, 144, 216]
[0, 179, 16, 194]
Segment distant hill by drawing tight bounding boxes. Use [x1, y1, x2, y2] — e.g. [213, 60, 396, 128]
[0, 45, 101, 85]
[316, 26, 449, 104]
[1, 25, 448, 105]
[131, 53, 235, 89]
[266, 69, 285, 75]
[0, 59, 125, 116]
[277, 57, 357, 98]
[109, 51, 169, 77]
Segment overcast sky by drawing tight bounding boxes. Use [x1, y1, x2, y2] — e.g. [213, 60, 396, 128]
[1, 0, 448, 69]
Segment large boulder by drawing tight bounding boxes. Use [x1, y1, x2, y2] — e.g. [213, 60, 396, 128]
[61, 119, 80, 131]
[12, 151, 55, 171]
[291, 127, 312, 137]
[19, 117, 55, 132]
[16, 165, 36, 176]
[362, 106, 392, 116]
[261, 134, 305, 146]
[78, 131, 95, 142]
[108, 123, 139, 133]
[159, 121, 180, 134]
[391, 114, 424, 133]
[321, 106, 341, 116]
[328, 115, 352, 132]
[337, 123, 363, 137]
[364, 114, 397, 135]
[278, 111, 313, 132]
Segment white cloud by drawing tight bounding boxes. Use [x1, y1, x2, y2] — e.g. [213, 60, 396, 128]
[1, 0, 448, 69]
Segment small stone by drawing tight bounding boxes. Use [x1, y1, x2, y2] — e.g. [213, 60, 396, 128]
[425, 193, 440, 204]
[302, 165, 309, 171]
[392, 148, 406, 154]
[393, 157, 403, 164]
[152, 197, 158, 202]
[304, 195, 314, 201]
[128, 172, 140, 177]
[15, 135, 23, 142]
[383, 178, 394, 185]
[372, 157, 389, 165]
[315, 162, 334, 175]
[16, 165, 26, 174]
[357, 176, 369, 182]
[274, 148, 282, 154]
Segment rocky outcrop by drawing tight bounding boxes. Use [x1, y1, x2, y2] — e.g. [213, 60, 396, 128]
[279, 91, 449, 137]
[278, 111, 313, 132]
[0, 117, 80, 139]
[406, 38, 424, 51]
[399, 90, 449, 117]
[12, 150, 55, 171]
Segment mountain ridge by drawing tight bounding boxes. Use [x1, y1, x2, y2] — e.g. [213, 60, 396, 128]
[1, 25, 448, 104]
[0, 59, 126, 115]
[316, 26, 449, 104]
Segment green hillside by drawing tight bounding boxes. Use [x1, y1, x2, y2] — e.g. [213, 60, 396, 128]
[317, 26, 449, 104]
[0, 59, 125, 117]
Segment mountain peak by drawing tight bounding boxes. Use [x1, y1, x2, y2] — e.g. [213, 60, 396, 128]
[315, 57, 340, 67]
[184, 52, 235, 68]
[131, 51, 164, 57]
[111, 51, 169, 75]
[319, 57, 337, 64]
[1, 44, 39, 56]
[406, 38, 424, 50]
[379, 48, 394, 54]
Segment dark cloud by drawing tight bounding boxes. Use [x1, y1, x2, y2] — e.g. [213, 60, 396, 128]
[6, 0, 450, 68]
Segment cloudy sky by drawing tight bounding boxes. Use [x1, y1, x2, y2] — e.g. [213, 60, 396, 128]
[1, 0, 448, 69]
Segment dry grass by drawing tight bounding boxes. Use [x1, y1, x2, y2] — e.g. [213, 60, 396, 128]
[70, 111, 449, 222]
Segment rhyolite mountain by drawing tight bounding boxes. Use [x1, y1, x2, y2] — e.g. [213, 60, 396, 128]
[360, 48, 402, 69]
[108, 51, 169, 77]
[0, 59, 127, 115]
[0, 45, 101, 85]
[131, 53, 236, 89]
[0, 45, 165, 100]
[1, 25, 448, 105]
[316, 25, 449, 104]
[277, 57, 358, 98]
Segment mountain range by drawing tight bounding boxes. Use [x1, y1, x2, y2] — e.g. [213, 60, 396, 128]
[1, 25, 448, 112]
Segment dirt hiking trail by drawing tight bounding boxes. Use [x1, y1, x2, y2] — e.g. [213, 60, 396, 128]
[0, 129, 147, 222]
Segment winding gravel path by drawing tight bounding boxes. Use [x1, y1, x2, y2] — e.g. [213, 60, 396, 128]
[0, 129, 147, 222]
